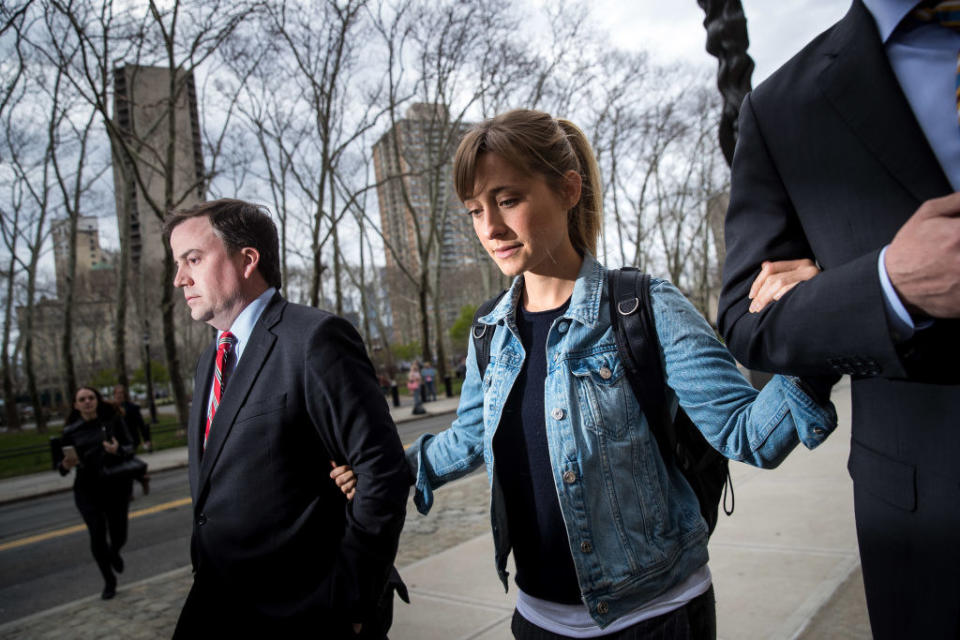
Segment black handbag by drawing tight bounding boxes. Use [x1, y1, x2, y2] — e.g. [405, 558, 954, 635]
[100, 456, 147, 480]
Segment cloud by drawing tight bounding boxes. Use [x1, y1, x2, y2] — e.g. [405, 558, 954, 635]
[593, 1, 849, 83]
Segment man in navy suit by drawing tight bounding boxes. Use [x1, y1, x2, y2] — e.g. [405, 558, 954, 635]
[167, 199, 409, 637]
[719, 1, 960, 636]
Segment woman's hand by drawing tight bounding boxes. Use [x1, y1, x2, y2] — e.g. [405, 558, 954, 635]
[749, 259, 820, 313]
[330, 461, 357, 500]
[102, 437, 119, 455]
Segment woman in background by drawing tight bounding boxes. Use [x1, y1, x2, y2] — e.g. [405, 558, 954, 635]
[58, 386, 134, 600]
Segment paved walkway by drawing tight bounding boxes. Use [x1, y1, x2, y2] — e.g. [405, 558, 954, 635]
[0, 383, 871, 639]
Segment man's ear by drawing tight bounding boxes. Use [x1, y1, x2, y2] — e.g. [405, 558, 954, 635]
[239, 247, 261, 280]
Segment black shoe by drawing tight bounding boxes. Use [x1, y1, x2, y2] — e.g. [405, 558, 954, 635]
[111, 553, 124, 573]
[102, 582, 116, 600]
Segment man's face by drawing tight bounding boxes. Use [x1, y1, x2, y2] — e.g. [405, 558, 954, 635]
[170, 216, 249, 331]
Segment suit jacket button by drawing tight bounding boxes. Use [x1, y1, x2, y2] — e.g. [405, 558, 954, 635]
[197, 513, 207, 526]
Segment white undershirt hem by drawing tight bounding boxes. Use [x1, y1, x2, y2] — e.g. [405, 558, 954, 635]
[515, 564, 712, 638]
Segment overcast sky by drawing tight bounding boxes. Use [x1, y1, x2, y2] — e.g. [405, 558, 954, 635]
[593, 1, 850, 84]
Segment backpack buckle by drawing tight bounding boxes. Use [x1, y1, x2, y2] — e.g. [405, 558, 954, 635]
[617, 298, 640, 316]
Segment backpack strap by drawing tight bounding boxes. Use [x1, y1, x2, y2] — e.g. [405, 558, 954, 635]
[472, 290, 507, 379]
[607, 268, 675, 463]
[608, 267, 734, 527]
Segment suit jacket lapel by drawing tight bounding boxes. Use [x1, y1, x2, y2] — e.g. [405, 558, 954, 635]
[196, 293, 284, 499]
[189, 343, 216, 502]
[816, 0, 951, 204]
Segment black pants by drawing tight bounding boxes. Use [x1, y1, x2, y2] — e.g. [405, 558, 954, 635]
[174, 571, 401, 640]
[511, 586, 716, 640]
[74, 479, 132, 586]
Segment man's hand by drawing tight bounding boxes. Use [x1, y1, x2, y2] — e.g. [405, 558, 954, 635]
[748, 259, 820, 313]
[330, 461, 357, 500]
[886, 192, 960, 318]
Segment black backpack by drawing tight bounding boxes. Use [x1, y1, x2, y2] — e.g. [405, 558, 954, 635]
[471, 267, 734, 534]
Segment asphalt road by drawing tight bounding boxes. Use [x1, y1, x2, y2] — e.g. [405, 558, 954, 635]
[0, 413, 453, 625]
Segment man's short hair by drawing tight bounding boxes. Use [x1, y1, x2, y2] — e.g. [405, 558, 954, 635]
[164, 199, 282, 290]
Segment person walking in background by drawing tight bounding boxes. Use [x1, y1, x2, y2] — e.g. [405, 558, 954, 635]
[407, 362, 426, 415]
[717, 2, 960, 635]
[112, 384, 150, 497]
[422, 361, 437, 401]
[113, 384, 150, 452]
[338, 109, 837, 638]
[57, 386, 135, 600]
[166, 198, 409, 638]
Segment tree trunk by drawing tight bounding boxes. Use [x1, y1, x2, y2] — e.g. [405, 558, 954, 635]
[161, 244, 188, 426]
[418, 272, 432, 363]
[114, 158, 133, 389]
[60, 212, 78, 409]
[1, 250, 20, 430]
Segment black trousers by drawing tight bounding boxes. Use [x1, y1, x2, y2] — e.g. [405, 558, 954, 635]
[74, 478, 131, 586]
[511, 586, 716, 640]
[174, 572, 398, 640]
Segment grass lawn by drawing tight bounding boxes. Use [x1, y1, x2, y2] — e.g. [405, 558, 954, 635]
[0, 415, 186, 480]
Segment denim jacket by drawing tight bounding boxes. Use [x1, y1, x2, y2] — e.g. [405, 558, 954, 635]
[407, 254, 837, 628]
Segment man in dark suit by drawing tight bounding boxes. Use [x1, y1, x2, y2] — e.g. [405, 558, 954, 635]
[718, 1, 960, 636]
[166, 199, 410, 637]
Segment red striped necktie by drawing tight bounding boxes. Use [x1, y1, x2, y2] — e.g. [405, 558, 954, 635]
[204, 332, 237, 450]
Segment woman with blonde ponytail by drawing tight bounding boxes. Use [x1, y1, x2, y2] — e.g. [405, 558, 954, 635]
[336, 109, 833, 638]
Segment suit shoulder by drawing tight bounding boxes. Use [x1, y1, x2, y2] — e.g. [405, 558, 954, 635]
[750, 4, 858, 108]
[271, 301, 361, 342]
[277, 299, 338, 326]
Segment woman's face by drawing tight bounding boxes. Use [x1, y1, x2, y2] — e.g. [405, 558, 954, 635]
[74, 388, 98, 419]
[464, 153, 580, 279]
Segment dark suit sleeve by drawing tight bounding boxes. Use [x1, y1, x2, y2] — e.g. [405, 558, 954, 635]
[304, 316, 409, 622]
[718, 94, 910, 380]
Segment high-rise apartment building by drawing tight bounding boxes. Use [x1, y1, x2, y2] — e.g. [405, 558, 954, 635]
[109, 65, 210, 384]
[51, 216, 109, 299]
[372, 103, 500, 355]
[112, 65, 205, 270]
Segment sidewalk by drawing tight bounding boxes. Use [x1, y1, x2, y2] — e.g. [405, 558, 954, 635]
[0, 382, 870, 639]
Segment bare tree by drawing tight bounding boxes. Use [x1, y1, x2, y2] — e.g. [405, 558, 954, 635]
[3, 69, 62, 431]
[48, 0, 256, 426]
[370, 0, 514, 377]
[0, 168, 25, 431]
[261, 0, 384, 312]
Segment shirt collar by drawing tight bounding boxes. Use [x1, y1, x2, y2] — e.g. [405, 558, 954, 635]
[479, 253, 605, 330]
[220, 287, 276, 362]
[863, 0, 923, 43]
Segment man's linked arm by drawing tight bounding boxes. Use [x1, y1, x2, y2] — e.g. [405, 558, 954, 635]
[718, 94, 910, 380]
[305, 315, 409, 622]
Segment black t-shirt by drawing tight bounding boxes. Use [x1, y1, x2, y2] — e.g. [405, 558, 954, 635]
[492, 298, 581, 604]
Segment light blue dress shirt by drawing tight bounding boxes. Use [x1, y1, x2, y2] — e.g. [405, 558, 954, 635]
[864, 0, 960, 338]
[206, 287, 276, 414]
